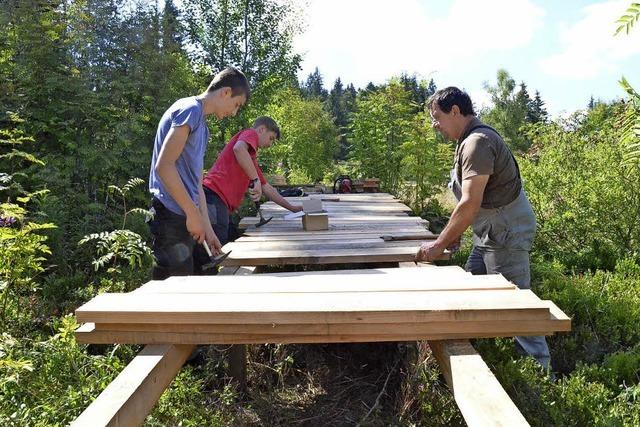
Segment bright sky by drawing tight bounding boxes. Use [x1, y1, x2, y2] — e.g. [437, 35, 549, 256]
[292, 0, 640, 116]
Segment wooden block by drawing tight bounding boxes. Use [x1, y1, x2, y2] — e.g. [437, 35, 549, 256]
[302, 212, 328, 231]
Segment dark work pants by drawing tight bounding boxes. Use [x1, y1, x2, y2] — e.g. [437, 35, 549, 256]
[148, 198, 196, 280]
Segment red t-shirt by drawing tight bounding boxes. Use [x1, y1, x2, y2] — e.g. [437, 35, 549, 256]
[203, 129, 266, 211]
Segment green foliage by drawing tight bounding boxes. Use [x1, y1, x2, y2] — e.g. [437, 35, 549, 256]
[520, 106, 640, 271]
[350, 81, 414, 193]
[615, 2, 640, 35]
[262, 87, 339, 182]
[619, 76, 640, 165]
[481, 70, 548, 152]
[349, 80, 450, 207]
[79, 177, 152, 286]
[0, 316, 136, 426]
[79, 230, 152, 273]
[398, 112, 452, 213]
[472, 258, 640, 426]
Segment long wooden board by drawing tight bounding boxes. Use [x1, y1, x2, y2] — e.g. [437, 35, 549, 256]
[222, 239, 436, 252]
[76, 289, 550, 325]
[429, 340, 530, 427]
[240, 227, 429, 236]
[234, 231, 435, 242]
[70, 344, 194, 427]
[134, 272, 514, 295]
[76, 324, 560, 345]
[220, 246, 448, 266]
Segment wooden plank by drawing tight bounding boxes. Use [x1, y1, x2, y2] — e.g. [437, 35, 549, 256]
[235, 231, 436, 242]
[91, 312, 570, 335]
[220, 245, 448, 266]
[76, 324, 558, 345]
[243, 215, 425, 224]
[261, 205, 411, 213]
[240, 227, 429, 237]
[75, 289, 550, 325]
[259, 265, 466, 276]
[70, 342, 194, 427]
[429, 340, 530, 427]
[134, 272, 514, 294]
[223, 239, 440, 253]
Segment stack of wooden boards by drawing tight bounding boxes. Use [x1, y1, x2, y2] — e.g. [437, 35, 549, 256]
[226, 193, 444, 266]
[75, 266, 570, 345]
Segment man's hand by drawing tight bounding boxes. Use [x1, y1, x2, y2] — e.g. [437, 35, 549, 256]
[289, 205, 303, 213]
[415, 240, 445, 262]
[186, 211, 206, 243]
[248, 179, 262, 202]
[205, 226, 222, 256]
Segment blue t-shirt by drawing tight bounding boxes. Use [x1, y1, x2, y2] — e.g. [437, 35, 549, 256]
[149, 97, 210, 216]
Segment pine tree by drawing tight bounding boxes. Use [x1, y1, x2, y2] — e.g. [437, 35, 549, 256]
[425, 78, 437, 99]
[528, 90, 548, 123]
[302, 67, 328, 100]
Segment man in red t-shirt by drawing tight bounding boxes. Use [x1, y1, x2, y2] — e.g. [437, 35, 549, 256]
[200, 116, 302, 252]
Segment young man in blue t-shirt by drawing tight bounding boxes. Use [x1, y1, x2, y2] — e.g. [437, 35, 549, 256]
[148, 67, 249, 280]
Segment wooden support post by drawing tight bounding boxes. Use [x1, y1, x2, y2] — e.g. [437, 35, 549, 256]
[429, 340, 530, 427]
[220, 265, 260, 392]
[71, 344, 194, 427]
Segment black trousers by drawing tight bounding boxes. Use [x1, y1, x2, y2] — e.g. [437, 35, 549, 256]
[148, 198, 197, 280]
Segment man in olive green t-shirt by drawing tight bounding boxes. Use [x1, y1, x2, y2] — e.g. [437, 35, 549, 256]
[415, 86, 550, 369]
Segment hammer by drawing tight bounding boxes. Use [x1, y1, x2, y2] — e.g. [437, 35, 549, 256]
[201, 242, 232, 271]
[249, 180, 273, 228]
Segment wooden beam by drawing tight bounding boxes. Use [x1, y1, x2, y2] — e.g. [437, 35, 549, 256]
[71, 344, 194, 427]
[429, 340, 530, 427]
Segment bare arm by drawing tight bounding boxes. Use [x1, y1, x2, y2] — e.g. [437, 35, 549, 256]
[155, 125, 205, 242]
[262, 183, 303, 212]
[233, 140, 262, 201]
[416, 174, 489, 261]
[198, 179, 221, 254]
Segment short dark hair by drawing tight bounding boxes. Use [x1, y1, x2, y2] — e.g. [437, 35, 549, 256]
[427, 86, 475, 116]
[253, 116, 280, 139]
[207, 67, 250, 102]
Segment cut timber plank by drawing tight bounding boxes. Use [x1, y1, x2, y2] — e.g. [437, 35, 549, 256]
[429, 340, 530, 427]
[240, 227, 429, 237]
[75, 289, 550, 325]
[222, 238, 432, 252]
[76, 323, 557, 345]
[70, 343, 194, 427]
[91, 311, 570, 335]
[134, 272, 514, 294]
[258, 265, 465, 276]
[235, 231, 436, 242]
[220, 246, 449, 266]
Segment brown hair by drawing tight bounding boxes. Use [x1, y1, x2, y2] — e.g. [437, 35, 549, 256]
[207, 67, 250, 102]
[253, 116, 281, 139]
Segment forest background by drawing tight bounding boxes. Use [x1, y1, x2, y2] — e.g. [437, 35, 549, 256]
[1, 1, 640, 425]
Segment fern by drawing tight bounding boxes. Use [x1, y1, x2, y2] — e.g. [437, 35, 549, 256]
[108, 177, 149, 228]
[614, 2, 640, 35]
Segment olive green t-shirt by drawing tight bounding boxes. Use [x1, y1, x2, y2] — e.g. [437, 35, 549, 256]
[455, 118, 521, 208]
